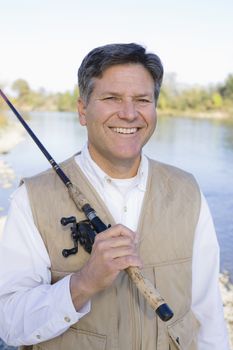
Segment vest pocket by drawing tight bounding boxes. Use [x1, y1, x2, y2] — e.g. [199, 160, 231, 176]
[167, 310, 200, 349]
[32, 328, 107, 350]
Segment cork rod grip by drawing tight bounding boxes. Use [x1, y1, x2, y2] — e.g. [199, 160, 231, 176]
[126, 266, 165, 309]
[126, 266, 173, 321]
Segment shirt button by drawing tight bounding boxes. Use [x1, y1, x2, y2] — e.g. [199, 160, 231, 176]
[36, 334, 41, 339]
[123, 206, 127, 212]
[64, 316, 71, 323]
[106, 178, 111, 183]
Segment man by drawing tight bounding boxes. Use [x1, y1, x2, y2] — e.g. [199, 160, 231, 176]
[0, 43, 229, 349]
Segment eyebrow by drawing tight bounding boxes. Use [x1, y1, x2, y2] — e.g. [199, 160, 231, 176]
[99, 92, 153, 98]
[134, 94, 154, 98]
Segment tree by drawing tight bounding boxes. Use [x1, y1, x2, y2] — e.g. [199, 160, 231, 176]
[12, 79, 31, 98]
[211, 92, 223, 108]
[219, 74, 233, 99]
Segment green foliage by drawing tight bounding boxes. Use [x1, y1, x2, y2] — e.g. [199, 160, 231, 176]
[157, 89, 170, 109]
[56, 88, 78, 111]
[0, 74, 232, 117]
[12, 79, 30, 97]
[219, 74, 233, 100]
[158, 73, 233, 115]
[7, 79, 79, 112]
[212, 92, 223, 108]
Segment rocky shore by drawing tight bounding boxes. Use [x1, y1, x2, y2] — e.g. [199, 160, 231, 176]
[0, 160, 15, 191]
[0, 122, 24, 213]
[0, 122, 24, 155]
[220, 273, 233, 348]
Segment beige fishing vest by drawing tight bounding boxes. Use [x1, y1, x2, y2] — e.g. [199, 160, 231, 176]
[21, 156, 201, 350]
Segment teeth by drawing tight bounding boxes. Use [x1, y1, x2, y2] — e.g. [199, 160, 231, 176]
[112, 127, 137, 134]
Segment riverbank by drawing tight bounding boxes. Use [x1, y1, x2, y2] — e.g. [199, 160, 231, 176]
[0, 160, 15, 191]
[158, 108, 233, 120]
[220, 273, 233, 348]
[0, 122, 25, 154]
[0, 216, 232, 348]
[0, 123, 24, 198]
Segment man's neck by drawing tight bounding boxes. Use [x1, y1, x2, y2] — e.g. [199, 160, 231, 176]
[98, 160, 140, 179]
[88, 148, 141, 179]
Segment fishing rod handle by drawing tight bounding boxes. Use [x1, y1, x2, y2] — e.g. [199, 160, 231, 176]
[127, 266, 173, 321]
[68, 184, 88, 210]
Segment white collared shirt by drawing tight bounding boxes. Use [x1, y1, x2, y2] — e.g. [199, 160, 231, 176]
[78, 144, 148, 231]
[0, 145, 229, 348]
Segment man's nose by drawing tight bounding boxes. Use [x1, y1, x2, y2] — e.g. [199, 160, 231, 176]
[117, 101, 138, 120]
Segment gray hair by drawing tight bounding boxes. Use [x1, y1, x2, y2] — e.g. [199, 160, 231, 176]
[78, 43, 163, 105]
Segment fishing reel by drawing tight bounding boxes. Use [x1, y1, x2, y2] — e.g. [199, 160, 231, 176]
[61, 216, 96, 257]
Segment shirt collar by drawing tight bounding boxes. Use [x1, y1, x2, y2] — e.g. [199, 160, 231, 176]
[75, 143, 148, 192]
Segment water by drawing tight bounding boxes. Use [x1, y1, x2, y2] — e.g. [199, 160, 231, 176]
[0, 112, 233, 349]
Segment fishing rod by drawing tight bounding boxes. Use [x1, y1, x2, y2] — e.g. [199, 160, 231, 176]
[0, 88, 173, 322]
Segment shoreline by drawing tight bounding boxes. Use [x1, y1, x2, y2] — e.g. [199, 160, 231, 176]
[158, 109, 233, 120]
[0, 123, 24, 197]
[0, 122, 25, 155]
[0, 214, 232, 347]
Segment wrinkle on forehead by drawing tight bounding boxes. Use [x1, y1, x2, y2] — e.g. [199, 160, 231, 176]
[91, 64, 155, 100]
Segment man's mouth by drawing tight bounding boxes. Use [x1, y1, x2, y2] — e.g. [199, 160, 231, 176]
[111, 127, 138, 134]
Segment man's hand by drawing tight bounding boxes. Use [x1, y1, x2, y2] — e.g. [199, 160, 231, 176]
[70, 224, 142, 311]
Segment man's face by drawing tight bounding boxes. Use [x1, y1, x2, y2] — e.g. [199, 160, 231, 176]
[78, 63, 157, 177]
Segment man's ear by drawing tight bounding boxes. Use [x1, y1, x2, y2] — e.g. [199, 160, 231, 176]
[77, 97, 87, 126]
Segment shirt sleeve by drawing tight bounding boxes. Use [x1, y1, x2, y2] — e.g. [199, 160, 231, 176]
[191, 192, 230, 349]
[0, 184, 90, 347]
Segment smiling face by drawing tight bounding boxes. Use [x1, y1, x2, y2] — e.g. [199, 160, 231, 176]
[78, 64, 157, 178]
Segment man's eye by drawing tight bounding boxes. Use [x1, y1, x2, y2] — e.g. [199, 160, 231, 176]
[138, 99, 150, 103]
[103, 96, 119, 101]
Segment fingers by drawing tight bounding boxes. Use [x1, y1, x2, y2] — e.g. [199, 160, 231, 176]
[114, 254, 143, 271]
[94, 235, 135, 252]
[95, 223, 137, 242]
[92, 224, 143, 270]
[93, 224, 138, 252]
[73, 224, 142, 297]
[92, 224, 138, 259]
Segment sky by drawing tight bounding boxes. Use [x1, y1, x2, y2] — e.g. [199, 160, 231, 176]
[0, 0, 233, 93]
